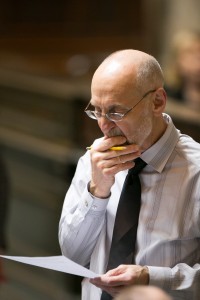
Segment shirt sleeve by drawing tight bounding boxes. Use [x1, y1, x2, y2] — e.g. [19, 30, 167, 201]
[59, 152, 109, 267]
[148, 263, 200, 293]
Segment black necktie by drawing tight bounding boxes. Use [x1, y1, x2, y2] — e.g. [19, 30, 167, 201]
[101, 158, 147, 300]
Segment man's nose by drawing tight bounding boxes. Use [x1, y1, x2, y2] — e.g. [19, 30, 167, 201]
[98, 116, 116, 134]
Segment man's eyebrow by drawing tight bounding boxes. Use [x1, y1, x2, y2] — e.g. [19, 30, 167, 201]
[90, 102, 127, 110]
[108, 104, 127, 110]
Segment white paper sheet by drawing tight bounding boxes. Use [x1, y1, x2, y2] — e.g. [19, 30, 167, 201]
[0, 255, 99, 278]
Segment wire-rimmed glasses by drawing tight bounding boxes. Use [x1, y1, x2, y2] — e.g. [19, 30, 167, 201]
[84, 89, 156, 122]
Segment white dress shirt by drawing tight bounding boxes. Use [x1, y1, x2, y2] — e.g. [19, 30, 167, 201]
[59, 114, 200, 300]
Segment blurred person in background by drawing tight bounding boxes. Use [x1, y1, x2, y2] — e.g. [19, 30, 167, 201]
[164, 30, 200, 111]
[114, 285, 172, 300]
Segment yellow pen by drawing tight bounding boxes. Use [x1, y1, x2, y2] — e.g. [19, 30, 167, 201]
[86, 146, 126, 151]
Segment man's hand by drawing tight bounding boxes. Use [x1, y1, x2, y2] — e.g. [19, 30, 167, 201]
[90, 264, 149, 298]
[89, 136, 141, 198]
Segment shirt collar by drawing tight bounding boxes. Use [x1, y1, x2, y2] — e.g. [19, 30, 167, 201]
[141, 114, 180, 173]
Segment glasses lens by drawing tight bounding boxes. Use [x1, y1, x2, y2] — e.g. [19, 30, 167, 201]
[85, 110, 98, 120]
[107, 112, 123, 122]
[85, 110, 124, 122]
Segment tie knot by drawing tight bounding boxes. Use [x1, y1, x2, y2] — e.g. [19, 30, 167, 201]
[129, 157, 147, 175]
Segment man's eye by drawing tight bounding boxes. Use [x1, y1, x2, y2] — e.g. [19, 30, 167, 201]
[110, 110, 124, 114]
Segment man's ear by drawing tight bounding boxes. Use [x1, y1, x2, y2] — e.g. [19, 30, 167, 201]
[152, 88, 166, 115]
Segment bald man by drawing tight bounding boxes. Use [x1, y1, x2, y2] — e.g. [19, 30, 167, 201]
[59, 50, 200, 300]
[114, 286, 172, 300]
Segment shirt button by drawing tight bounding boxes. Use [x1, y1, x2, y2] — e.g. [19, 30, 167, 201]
[91, 205, 97, 210]
[85, 200, 88, 207]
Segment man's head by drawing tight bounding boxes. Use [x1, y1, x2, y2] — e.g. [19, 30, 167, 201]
[87, 49, 167, 151]
[114, 285, 172, 300]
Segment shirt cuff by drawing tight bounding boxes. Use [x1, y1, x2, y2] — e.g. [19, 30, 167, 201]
[87, 193, 109, 212]
[77, 182, 109, 214]
[148, 266, 173, 290]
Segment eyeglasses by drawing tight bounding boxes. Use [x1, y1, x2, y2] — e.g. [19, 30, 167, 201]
[84, 89, 156, 122]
